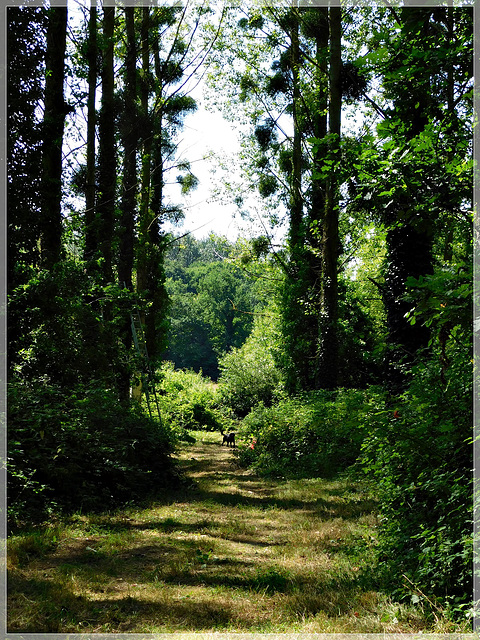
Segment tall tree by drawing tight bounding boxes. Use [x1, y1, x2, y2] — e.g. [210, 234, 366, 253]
[280, 7, 316, 392]
[96, 6, 116, 284]
[117, 6, 138, 403]
[7, 6, 46, 290]
[135, 6, 199, 367]
[7, 7, 46, 373]
[83, 4, 97, 266]
[39, 6, 68, 270]
[223, 7, 344, 391]
[317, 6, 341, 389]
[378, 7, 471, 389]
[118, 6, 137, 295]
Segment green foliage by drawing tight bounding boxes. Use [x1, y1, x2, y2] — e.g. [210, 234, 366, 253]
[218, 306, 284, 416]
[337, 276, 384, 387]
[8, 379, 179, 524]
[237, 388, 380, 478]
[7, 6, 46, 292]
[359, 258, 472, 610]
[157, 362, 232, 438]
[164, 277, 218, 377]
[360, 359, 472, 608]
[164, 234, 257, 379]
[8, 261, 140, 388]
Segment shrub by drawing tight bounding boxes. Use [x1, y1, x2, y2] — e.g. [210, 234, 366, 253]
[358, 264, 473, 611]
[156, 362, 233, 438]
[8, 378, 179, 524]
[360, 354, 472, 609]
[236, 388, 380, 478]
[218, 311, 284, 416]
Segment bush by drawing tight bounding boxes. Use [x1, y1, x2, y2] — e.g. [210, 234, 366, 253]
[358, 264, 473, 611]
[157, 362, 233, 438]
[236, 388, 379, 478]
[8, 378, 180, 524]
[218, 311, 284, 416]
[360, 354, 472, 609]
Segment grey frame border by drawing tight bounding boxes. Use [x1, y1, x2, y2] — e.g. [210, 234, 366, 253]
[0, 0, 477, 638]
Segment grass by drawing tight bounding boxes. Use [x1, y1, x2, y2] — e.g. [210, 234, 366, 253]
[7, 430, 471, 633]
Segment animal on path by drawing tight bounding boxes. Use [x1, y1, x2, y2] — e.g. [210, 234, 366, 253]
[220, 429, 236, 448]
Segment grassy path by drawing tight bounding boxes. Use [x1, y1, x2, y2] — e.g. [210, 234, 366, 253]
[8, 432, 460, 633]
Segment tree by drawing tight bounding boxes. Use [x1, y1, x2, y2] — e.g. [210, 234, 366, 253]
[117, 7, 138, 403]
[7, 7, 46, 292]
[95, 6, 116, 284]
[317, 6, 341, 389]
[7, 6, 46, 374]
[83, 5, 97, 267]
[39, 6, 68, 270]
[353, 7, 473, 390]
[214, 6, 347, 391]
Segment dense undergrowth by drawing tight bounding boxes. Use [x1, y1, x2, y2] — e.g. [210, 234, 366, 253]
[236, 389, 377, 478]
[156, 362, 235, 438]
[8, 378, 181, 527]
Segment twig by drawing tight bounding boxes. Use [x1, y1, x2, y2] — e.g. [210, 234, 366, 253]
[402, 573, 441, 623]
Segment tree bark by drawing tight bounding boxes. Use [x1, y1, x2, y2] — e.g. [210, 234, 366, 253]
[84, 4, 97, 266]
[309, 7, 328, 388]
[96, 6, 116, 284]
[132, 7, 152, 403]
[118, 7, 138, 404]
[289, 11, 303, 255]
[40, 6, 68, 270]
[317, 6, 341, 390]
[137, 7, 152, 300]
[118, 7, 137, 293]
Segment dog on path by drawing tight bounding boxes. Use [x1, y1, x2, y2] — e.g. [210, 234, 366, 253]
[220, 429, 236, 448]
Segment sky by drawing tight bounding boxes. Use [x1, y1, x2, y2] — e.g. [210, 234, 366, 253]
[164, 93, 289, 245]
[164, 101, 248, 241]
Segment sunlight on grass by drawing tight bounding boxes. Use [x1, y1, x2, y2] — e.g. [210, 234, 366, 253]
[7, 435, 471, 633]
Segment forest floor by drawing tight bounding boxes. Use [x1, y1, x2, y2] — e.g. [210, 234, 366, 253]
[7, 431, 468, 633]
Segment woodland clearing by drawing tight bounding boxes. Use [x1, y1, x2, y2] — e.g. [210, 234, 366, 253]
[8, 432, 469, 634]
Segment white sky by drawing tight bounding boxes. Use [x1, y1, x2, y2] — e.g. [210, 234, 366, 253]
[164, 102, 248, 241]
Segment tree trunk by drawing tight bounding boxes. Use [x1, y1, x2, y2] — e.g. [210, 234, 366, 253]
[381, 8, 435, 390]
[317, 6, 341, 390]
[84, 4, 97, 266]
[96, 6, 116, 284]
[383, 223, 433, 390]
[137, 7, 152, 299]
[281, 10, 311, 393]
[118, 7, 137, 293]
[133, 7, 153, 402]
[145, 26, 169, 364]
[40, 6, 68, 270]
[118, 7, 138, 404]
[309, 7, 328, 388]
[289, 11, 303, 254]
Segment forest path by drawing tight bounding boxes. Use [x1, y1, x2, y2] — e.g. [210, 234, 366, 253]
[9, 433, 433, 634]
[175, 434, 282, 505]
